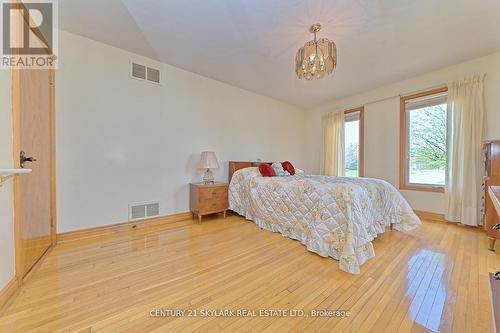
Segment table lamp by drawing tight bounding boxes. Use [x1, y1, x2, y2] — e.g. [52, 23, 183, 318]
[198, 151, 219, 184]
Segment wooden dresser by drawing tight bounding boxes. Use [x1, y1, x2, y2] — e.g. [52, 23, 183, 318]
[190, 182, 228, 223]
[484, 140, 500, 250]
[489, 272, 500, 333]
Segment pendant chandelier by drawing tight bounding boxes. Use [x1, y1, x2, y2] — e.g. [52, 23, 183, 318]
[295, 23, 337, 80]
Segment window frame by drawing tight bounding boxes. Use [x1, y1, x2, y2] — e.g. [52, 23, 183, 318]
[344, 107, 365, 177]
[399, 87, 448, 193]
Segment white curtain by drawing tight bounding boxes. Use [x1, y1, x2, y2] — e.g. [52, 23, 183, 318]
[445, 74, 486, 226]
[320, 111, 345, 176]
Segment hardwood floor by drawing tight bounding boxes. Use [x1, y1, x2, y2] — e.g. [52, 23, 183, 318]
[0, 214, 498, 332]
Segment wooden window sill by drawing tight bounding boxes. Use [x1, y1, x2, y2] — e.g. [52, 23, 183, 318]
[399, 184, 444, 193]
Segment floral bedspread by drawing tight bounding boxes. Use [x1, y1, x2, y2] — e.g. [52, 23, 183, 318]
[229, 168, 420, 274]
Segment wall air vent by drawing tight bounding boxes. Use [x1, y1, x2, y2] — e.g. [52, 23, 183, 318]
[129, 201, 160, 221]
[130, 61, 161, 84]
[146, 202, 159, 217]
[147, 67, 160, 83]
[131, 62, 146, 80]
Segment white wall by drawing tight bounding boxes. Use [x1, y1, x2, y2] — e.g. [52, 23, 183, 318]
[56, 31, 306, 233]
[0, 69, 16, 290]
[305, 52, 500, 214]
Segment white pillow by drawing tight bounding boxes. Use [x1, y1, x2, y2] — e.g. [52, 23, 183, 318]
[294, 168, 305, 175]
[272, 162, 290, 177]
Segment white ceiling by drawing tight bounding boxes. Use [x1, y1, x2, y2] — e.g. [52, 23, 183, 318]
[59, 0, 500, 108]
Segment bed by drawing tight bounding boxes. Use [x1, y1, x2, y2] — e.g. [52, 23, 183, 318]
[228, 161, 421, 274]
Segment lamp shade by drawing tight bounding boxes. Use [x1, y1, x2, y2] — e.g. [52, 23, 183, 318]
[198, 151, 219, 169]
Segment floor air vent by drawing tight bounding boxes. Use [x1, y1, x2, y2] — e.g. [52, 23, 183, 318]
[129, 202, 160, 221]
[130, 61, 161, 84]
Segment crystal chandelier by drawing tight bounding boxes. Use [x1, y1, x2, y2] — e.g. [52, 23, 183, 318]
[295, 23, 337, 80]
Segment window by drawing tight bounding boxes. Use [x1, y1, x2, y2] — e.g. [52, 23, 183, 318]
[400, 87, 448, 192]
[344, 107, 364, 177]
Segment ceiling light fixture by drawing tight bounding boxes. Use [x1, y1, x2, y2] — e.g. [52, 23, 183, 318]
[295, 23, 337, 80]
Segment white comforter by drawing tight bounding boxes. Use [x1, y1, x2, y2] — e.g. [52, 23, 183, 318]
[229, 168, 420, 274]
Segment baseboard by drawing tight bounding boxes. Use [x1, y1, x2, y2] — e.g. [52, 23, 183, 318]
[414, 210, 446, 222]
[0, 277, 19, 313]
[57, 212, 193, 243]
[21, 245, 53, 285]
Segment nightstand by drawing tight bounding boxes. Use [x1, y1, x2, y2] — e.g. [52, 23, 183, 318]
[189, 182, 228, 223]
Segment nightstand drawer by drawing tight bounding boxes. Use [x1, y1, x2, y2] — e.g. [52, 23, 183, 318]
[199, 187, 228, 200]
[200, 192, 228, 204]
[199, 199, 228, 212]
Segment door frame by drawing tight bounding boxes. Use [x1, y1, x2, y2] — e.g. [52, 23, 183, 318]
[11, 68, 56, 284]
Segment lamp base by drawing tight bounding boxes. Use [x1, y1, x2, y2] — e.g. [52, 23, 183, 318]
[203, 168, 214, 184]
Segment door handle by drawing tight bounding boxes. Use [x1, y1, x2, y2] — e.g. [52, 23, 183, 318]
[20, 151, 36, 168]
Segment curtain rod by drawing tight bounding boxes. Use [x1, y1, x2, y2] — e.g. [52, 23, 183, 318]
[322, 83, 447, 117]
[350, 83, 447, 109]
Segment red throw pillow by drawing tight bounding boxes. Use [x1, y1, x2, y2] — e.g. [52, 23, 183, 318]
[281, 161, 295, 175]
[259, 163, 276, 177]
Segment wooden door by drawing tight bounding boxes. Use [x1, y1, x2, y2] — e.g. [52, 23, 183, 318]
[12, 67, 55, 279]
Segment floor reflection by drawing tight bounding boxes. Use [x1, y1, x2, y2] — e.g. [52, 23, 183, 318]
[406, 249, 447, 331]
[131, 233, 160, 251]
